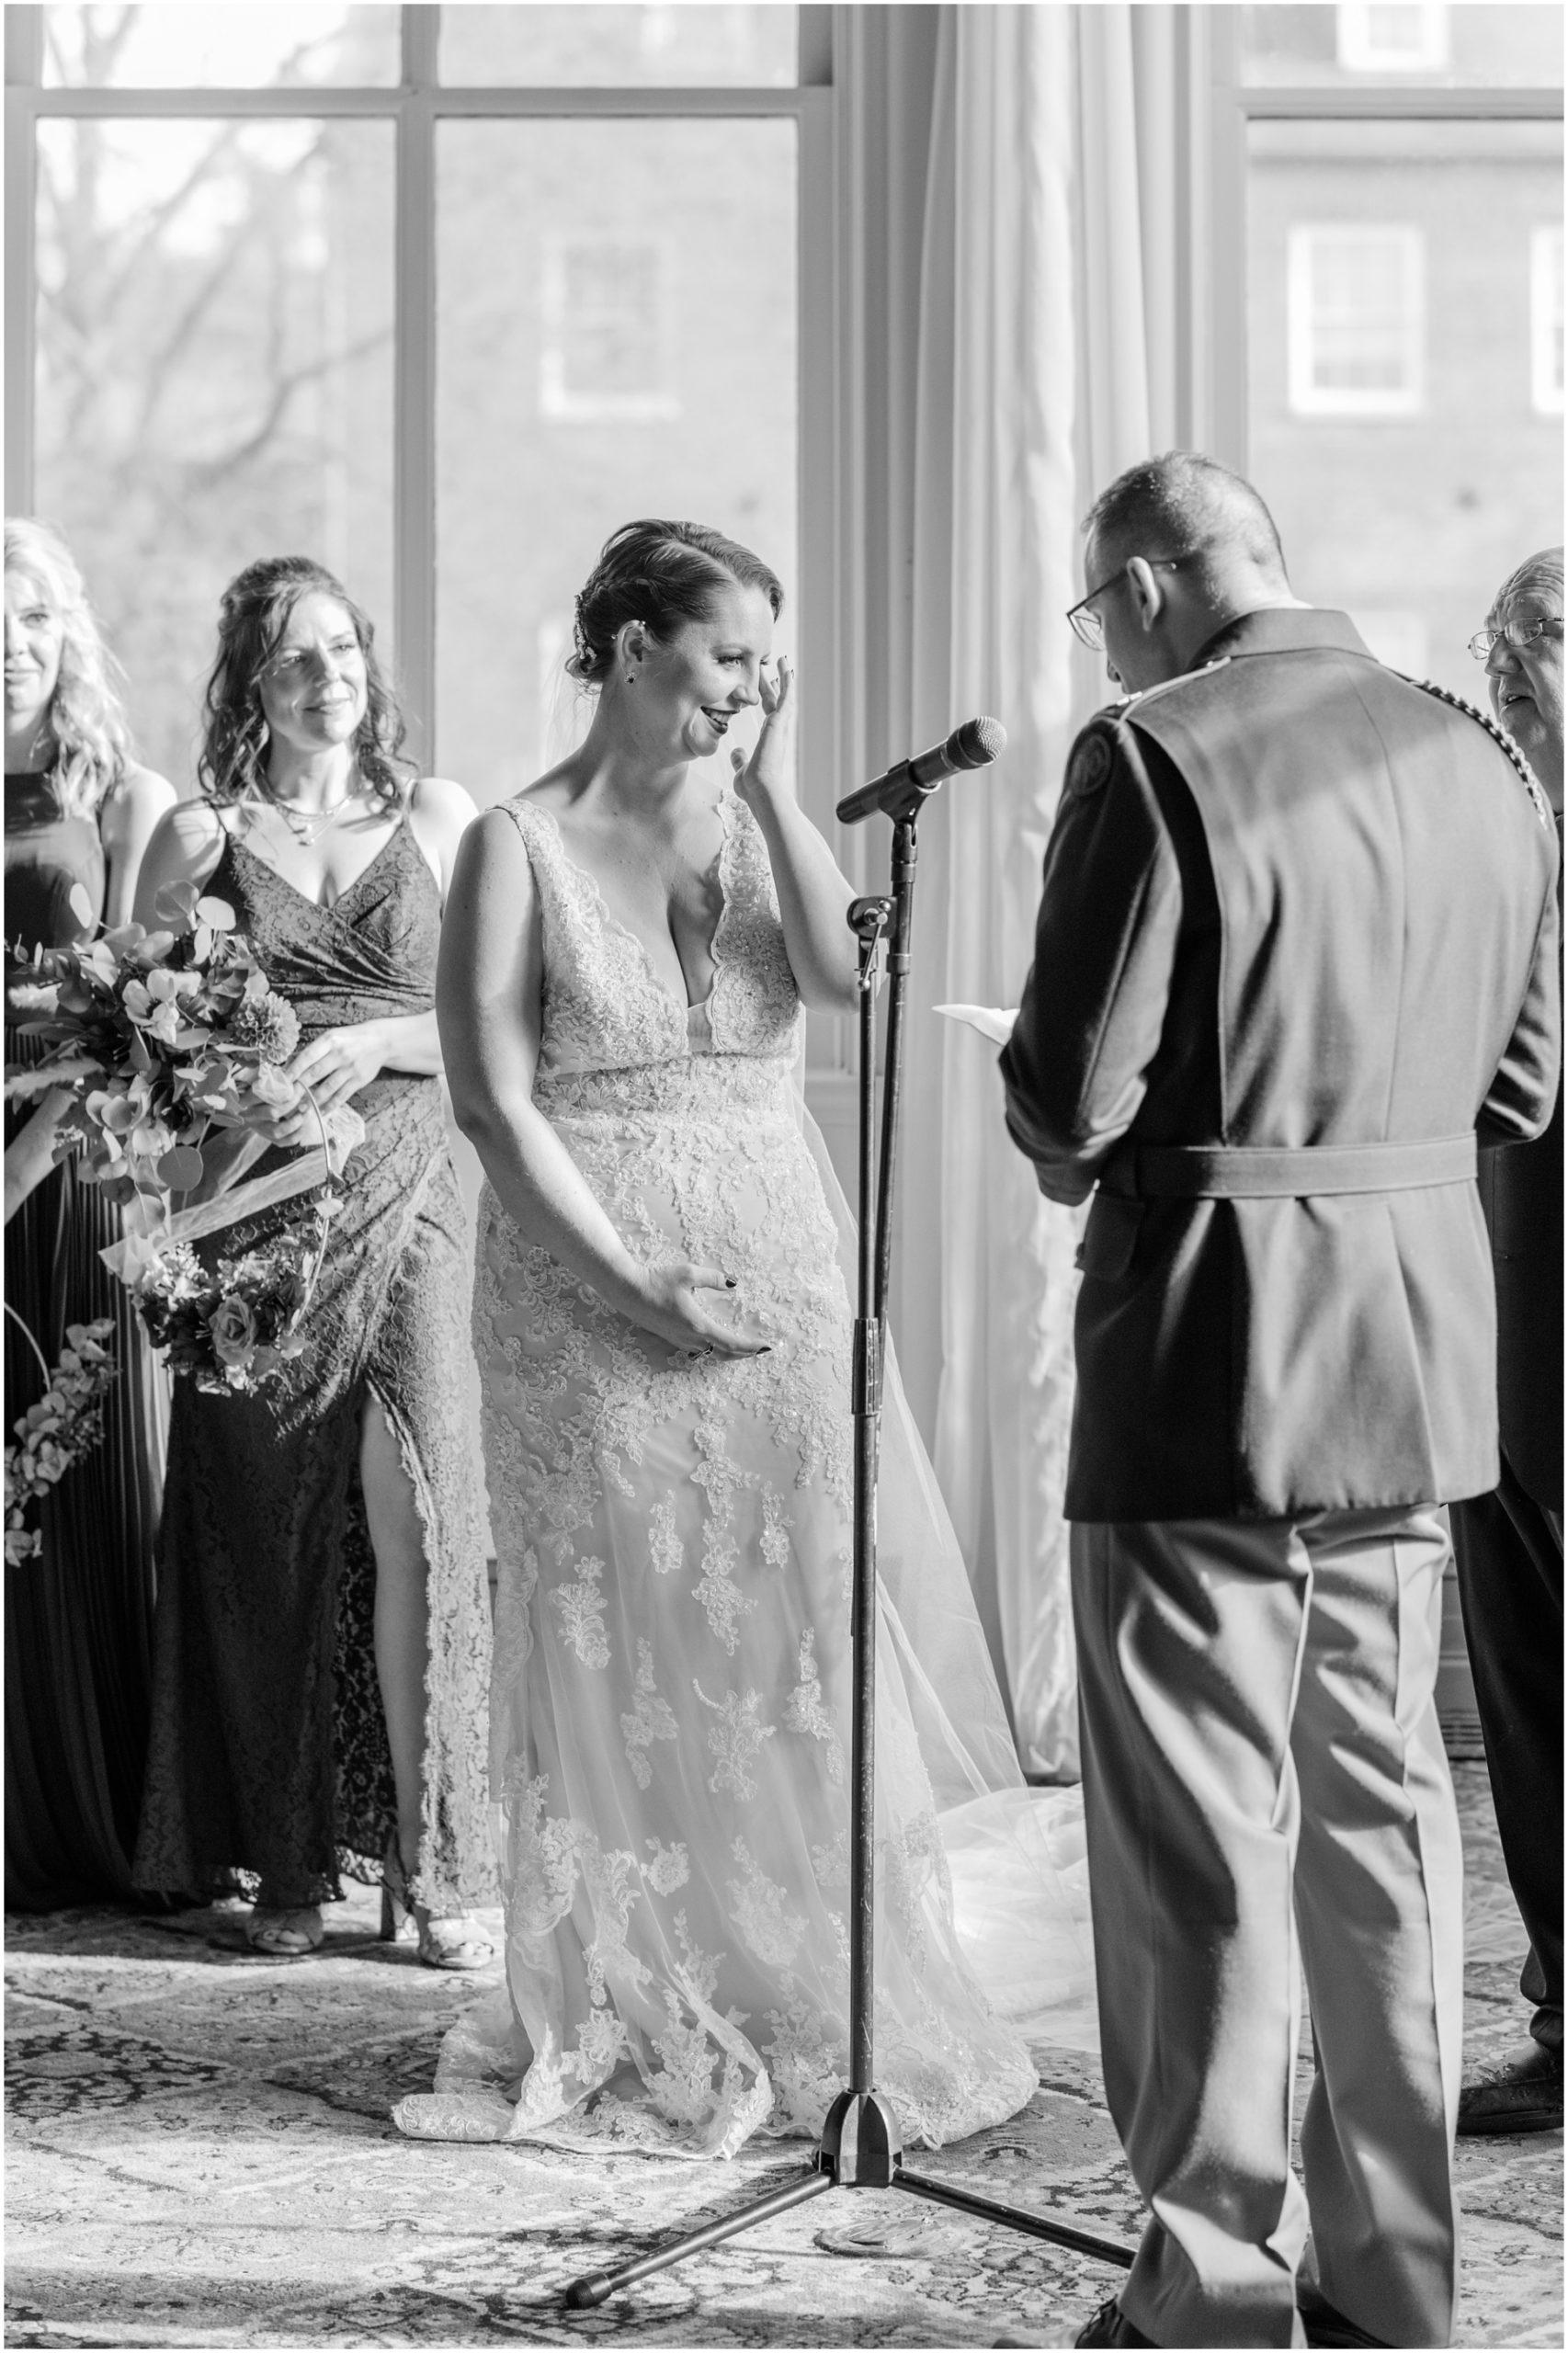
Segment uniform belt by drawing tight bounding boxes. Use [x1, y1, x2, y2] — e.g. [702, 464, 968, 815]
[1117, 1134, 1477, 1199]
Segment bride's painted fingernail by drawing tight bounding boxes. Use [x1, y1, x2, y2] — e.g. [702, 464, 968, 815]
[725, 1277, 737, 1289]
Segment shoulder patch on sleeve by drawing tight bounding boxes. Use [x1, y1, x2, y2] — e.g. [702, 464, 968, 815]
[1407, 675, 1554, 832]
[1067, 731, 1115, 797]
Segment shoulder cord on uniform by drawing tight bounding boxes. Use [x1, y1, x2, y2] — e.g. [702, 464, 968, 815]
[1404, 675, 1555, 833]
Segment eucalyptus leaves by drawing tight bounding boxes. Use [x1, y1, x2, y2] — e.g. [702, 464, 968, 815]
[4, 1314, 116, 1567]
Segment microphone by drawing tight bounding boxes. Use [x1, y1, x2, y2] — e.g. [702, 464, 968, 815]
[835, 715, 1006, 824]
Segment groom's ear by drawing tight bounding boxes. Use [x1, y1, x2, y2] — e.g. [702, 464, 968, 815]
[1123, 559, 1166, 635]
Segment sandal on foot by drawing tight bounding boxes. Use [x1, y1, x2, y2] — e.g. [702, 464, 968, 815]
[381, 1842, 493, 1972]
[245, 1904, 324, 1956]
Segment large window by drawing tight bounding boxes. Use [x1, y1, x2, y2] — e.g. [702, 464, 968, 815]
[6, 4, 822, 810]
[31, 112, 394, 784]
[1224, 6, 1563, 695]
[436, 115, 796, 802]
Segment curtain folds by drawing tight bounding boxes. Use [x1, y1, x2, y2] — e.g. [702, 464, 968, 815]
[878, 6, 1177, 1776]
[904, 6, 1080, 1778]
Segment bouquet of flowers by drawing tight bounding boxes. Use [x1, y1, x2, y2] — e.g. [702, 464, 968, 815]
[4, 1313, 117, 1566]
[8, 881, 306, 1205]
[6, 882, 359, 1396]
[130, 1206, 336, 1392]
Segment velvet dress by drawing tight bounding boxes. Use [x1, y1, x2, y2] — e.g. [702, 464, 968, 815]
[5, 768, 160, 1908]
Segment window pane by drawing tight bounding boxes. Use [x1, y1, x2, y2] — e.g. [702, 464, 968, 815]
[435, 119, 797, 803]
[34, 119, 394, 787]
[1248, 118, 1563, 698]
[440, 6, 798, 88]
[1532, 225, 1565, 414]
[42, 5, 400, 89]
[1241, 4, 1563, 87]
[1287, 225, 1425, 411]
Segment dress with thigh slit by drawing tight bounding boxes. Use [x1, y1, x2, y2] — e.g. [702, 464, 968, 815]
[132, 816, 493, 1912]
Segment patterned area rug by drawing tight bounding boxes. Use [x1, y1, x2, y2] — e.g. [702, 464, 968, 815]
[6, 1766, 1560, 2348]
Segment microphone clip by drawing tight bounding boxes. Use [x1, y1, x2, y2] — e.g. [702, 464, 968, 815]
[848, 895, 893, 993]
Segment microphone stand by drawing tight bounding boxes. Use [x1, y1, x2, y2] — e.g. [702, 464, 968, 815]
[562, 800, 1134, 2314]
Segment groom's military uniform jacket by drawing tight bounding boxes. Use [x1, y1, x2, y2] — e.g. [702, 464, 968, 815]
[1001, 607, 1562, 1522]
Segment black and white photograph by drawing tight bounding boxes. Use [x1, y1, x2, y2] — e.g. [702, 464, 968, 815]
[3, 4, 1562, 2347]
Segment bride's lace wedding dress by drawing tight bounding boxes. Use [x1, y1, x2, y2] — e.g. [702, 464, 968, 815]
[393, 787, 1094, 2160]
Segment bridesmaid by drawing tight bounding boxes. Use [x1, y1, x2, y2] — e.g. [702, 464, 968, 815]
[4, 517, 176, 1908]
[130, 554, 494, 1964]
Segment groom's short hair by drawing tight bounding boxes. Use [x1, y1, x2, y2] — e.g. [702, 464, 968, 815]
[1084, 452, 1288, 589]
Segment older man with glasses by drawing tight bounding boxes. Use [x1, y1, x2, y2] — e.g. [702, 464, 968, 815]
[1000, 454, 1561, 2350]
[1450, 549, 1564, 2138]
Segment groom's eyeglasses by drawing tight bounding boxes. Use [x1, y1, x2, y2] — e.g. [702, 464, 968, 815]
[1065, 558, 1188, 653]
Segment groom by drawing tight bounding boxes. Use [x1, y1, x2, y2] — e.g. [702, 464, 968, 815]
[1000, 453, 1561, 2349]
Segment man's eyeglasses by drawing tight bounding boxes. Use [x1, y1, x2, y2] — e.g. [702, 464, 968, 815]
[1467, 615, 1563, 661]
[1065, 558, 1187, 652]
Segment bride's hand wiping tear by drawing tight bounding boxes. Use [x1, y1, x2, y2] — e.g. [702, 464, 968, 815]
[731, 653, 794, 807]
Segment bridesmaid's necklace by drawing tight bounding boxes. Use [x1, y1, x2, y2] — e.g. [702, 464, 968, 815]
[262, 784, 358, 848]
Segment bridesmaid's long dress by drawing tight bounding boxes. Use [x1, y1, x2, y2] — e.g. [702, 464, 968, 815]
[5, 769, 160, 1909]
[132, 819, 494, 1914]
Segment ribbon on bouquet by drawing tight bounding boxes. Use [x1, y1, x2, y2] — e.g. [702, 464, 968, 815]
[98, 1102, 366, 1289]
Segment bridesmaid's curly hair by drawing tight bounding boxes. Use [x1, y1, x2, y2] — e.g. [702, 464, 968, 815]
[567, 519, 784, 687]
[4, 517, 133, 823]
[198, 554, 411, 811]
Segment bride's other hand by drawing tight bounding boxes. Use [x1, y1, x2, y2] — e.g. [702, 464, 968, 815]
[732, 653, 794, 808]
[631, 1260, 770, 1358]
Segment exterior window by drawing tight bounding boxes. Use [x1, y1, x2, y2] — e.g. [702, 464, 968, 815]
[1288, 224, 1425, 415]
[32, 115, 395, 785]
[437, 115, 796, 807]
[540, 235, 677, 422]
[1336, 5, 1449, 74]
[1532, 225, 1565, 415]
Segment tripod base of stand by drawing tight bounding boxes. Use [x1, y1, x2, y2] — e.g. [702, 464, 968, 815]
[560, 2086, 1133, 2310]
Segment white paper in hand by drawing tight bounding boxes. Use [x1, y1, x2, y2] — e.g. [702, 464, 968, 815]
[933, 1004, 1018, 1046]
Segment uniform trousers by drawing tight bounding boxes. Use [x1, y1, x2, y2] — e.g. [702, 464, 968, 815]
[1072, 1508, 1462, 2350]
[1449, 1458, 1563, 2055]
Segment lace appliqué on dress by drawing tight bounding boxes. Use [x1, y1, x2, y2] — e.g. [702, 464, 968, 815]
[697, 1683, 777, 1801]
[392, 783, 1042, 2162]
[783, 1627, 845, 1785]
[622, 1641, 679, 1790]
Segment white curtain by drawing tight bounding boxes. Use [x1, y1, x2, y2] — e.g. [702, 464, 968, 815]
[892, 5, 1176, 1777]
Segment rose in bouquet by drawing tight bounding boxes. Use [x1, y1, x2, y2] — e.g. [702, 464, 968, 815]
[4, 1314, 117, 1566]
[129, 1205, 335, 1393]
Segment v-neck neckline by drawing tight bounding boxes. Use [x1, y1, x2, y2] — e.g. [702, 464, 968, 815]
[224, 813, 408, 917]
[527, 794, 732, 1017]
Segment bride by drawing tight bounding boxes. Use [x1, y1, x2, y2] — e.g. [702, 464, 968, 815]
[392, 520, 1092, 2159]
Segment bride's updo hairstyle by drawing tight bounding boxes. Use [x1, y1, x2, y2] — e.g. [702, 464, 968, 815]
[199, 552, 410, 813]
[567, 519, 784, 688]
